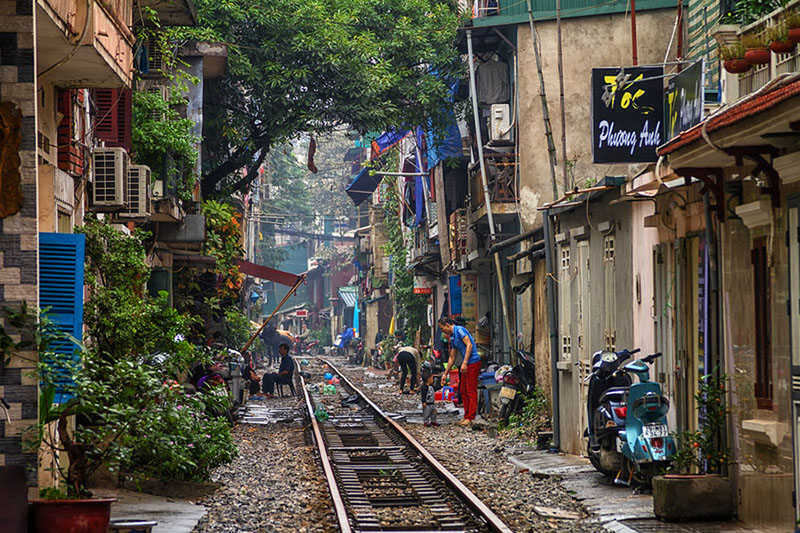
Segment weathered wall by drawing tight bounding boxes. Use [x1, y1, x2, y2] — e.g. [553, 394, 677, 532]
[0, 0, 39, 499]
[516, 9, 677, 227]
[719, 180, 797, 529]
[551, 191, 633, 455]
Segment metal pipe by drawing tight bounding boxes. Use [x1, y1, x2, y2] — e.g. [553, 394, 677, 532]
[373, 171, 428, 176]
[543, 210, 560, 450]
[487, 226, 543, 254]
[556, 0, 569, 192]
[631, 0, 639, 65]
[467, 29, 517, 364]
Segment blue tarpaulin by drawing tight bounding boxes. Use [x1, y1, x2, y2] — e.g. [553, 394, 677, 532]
[371, 129, 410, 156]
[346, 167, 382, 206]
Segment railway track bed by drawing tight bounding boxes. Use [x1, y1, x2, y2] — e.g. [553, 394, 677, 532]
[301, 358, 512, 533]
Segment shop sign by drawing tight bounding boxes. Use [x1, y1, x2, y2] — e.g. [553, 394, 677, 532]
[665, 60, 704, 141]
[460, 274, 478, 333]
[413, 275, 433, 294]
[449, 275, 462, 315]
[591, 66, 664, 163]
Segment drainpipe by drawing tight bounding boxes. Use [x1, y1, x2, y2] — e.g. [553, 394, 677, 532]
[467, 29, 517, 364]
[543, 210, 560, 450]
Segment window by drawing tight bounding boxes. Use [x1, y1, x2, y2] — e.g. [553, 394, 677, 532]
[752, 236, 772, 409]
[560, 245, 571, 360]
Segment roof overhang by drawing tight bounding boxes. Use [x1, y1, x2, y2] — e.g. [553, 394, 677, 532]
[135, 0, 198, 26]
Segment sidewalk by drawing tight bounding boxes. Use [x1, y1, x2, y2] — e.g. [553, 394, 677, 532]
[93, 488, 207, 533]
[507, 448, 760, 533]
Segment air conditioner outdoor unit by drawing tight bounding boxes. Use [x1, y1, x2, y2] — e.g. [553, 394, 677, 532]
[91, 147, 128, 209]
[489, 104, 511, 141]
[119, 165, 151, 218]
[146, 34, 164, 74]
[147, 84, 169, 120]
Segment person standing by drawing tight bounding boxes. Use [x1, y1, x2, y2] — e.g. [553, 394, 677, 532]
[420, 372, 439, 427]
[438, 317, 480, 425]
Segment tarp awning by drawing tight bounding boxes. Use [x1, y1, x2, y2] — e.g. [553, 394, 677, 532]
[236, 260, 303, 287]
[346, 168, 382, 206]
[338, 287, 358, 307]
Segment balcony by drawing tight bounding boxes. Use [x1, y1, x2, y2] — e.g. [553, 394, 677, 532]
[469, 152, 519, 225]
[37, 0, 134, 88]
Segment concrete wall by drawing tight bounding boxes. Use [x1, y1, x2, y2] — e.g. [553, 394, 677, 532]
[0, 0, 39, 498]
[516, 9, 677, 227]
[719, 180, 798, 529]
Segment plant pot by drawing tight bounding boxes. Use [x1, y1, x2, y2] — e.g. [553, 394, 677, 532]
[770, 39, 796, 54]
[29, 498, 117, 533]
[652, 475, 733, 521]
[723, 58, 752, 73]
[789, 26, 800, 43]
[745, 48, 771, 65]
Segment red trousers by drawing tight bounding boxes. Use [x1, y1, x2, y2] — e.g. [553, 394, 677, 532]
[460, 361, 481, 421]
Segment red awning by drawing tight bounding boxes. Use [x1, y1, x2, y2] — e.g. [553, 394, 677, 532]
[236, 260, 304, 287]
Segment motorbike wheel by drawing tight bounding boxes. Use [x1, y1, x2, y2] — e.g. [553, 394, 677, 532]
[499, 396, 518, 425]
[586, 441, 617, 479]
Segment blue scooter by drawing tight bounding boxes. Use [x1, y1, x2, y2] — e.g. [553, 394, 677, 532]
[586, 349, 675, 486]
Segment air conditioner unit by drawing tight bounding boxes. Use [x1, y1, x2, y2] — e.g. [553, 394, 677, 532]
[489, 104, 511, 141]
[147, 84, 169, 120]
[91, 147, 128, 209]
[146, 34, 164, 74]
[119, 165, 151, 218]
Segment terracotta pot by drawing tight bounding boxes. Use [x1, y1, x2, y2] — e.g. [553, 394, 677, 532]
[745, 48, 771, 65]
[769, 39, 796, 54]
[723, 58, 752, 74]
[30, 498, 117, 533]
[789, 26, 800, 43]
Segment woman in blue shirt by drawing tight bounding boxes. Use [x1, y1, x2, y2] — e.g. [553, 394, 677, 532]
[438, 317, 481, 425]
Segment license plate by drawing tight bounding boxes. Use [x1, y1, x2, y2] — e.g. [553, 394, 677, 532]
[642, 424, 668, 438]
[616, 435, 624, 453]
[500, 386, 516, 400]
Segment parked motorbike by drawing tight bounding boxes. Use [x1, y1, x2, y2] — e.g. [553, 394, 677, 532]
[497, 348, 536, 423]
[585, 348, 675, 486]
[292, 335, 306, 355]
[306, 339, 323, 355]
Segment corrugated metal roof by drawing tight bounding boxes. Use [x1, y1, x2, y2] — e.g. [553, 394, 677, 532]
[338, 287, 358, 308]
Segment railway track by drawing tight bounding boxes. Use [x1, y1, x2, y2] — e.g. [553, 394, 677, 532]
[300, 358, 513, 533]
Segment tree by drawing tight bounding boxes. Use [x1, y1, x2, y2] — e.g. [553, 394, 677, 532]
[180, 0, 462, 197]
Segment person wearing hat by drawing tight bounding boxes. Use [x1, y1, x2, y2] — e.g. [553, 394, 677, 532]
[261, 342, 295, 398]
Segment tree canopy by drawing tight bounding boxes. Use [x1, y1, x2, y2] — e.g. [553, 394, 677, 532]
[182, 0, 462, 197]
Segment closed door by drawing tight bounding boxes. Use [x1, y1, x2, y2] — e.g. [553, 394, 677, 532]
[788, 204, 800, 522]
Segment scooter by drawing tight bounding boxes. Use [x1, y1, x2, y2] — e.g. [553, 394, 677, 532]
[585, 348, 675, 486]
[497, 348, 536, 424]
[306, 339, 323, 355]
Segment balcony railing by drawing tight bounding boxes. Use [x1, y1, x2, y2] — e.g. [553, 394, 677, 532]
[736, 0, 800, 97]
[37, 0, 134, 87]
[470, 153, 518, 209]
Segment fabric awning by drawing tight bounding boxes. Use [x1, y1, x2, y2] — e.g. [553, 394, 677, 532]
[338, 287, 358, 307]
[346, 168, 382, 206]
[236, 260, 303, 287]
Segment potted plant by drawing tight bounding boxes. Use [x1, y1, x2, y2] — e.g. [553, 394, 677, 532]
[785, 12, 800, 42]
[742, 33, 771, 64]
[720, 43, 752, 73]
[652, 368, 734, 521]
[768, 23, 796, 54]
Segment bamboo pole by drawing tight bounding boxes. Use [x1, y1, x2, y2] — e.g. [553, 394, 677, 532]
[240, 274, 306, 353]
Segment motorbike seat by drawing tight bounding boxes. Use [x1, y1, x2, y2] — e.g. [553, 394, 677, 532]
[598, 386, 630, 403]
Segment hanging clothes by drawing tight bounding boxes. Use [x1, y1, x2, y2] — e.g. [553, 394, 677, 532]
[476, 59, 509, 105]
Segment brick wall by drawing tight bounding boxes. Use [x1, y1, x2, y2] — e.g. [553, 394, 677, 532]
[0, 0, 39, 498]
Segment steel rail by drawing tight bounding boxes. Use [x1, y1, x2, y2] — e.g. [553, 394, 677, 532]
[321, 358, 514, 533]
[299, 372, 353, 533]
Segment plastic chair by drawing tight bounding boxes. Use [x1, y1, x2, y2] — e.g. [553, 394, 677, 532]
[277, 379, 296, 397]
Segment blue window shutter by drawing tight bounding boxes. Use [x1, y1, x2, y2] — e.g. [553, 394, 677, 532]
[39, 232, 85, 403]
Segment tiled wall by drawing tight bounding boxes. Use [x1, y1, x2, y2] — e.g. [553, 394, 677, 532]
[0, 0, 39, 497]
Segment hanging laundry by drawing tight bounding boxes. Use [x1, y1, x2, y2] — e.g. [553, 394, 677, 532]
[476, 59, 509, 105]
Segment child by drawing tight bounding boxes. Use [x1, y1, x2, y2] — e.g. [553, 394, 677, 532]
[420, 372, 439, 427]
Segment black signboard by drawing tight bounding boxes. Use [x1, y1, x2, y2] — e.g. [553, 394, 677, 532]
[665, 60, 704, 141]
[591, 66, 664, 163]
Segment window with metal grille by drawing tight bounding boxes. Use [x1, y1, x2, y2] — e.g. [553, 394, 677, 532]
[560, 244, 571, 361]
[752, 236, 772, 409]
